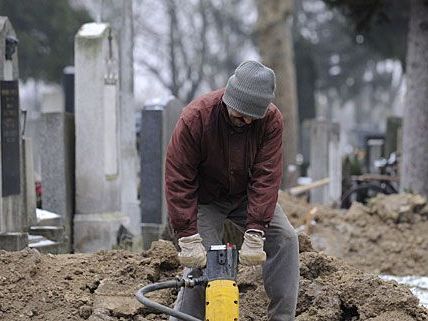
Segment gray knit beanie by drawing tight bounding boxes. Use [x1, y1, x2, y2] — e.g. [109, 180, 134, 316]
[222, 60, 276, 119]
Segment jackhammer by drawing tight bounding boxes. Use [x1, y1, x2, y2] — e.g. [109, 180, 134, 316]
[135, 243, 239, 321]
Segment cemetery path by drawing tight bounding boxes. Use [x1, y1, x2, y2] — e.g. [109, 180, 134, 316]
[0, 237, 427, 320]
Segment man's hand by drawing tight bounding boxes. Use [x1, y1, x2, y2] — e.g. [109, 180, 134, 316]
[239, 229, 266, 266]
[177, 233, 207, 268]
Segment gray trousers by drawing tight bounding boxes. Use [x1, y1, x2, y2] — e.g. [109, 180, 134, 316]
[170, 200, 299, 321]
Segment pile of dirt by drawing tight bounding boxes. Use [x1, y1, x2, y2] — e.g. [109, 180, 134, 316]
[299, 193, 428, 276]
[1, 237, 427, 321]
[278, 192, 315, 228]
[240, 235, 428, 321]
[0, 241, 179, 321]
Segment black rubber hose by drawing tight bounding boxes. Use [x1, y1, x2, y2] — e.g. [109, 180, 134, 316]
[135, 279, 203, 321]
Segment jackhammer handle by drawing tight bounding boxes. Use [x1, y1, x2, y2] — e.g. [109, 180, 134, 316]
[135, 279, 203, 321]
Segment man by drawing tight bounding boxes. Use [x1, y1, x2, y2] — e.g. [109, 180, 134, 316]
[165, 60, 299, 321]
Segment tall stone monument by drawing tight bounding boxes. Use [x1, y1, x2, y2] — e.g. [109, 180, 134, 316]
[0, 17, 27, 250]
[74, 23, 125, 252]
[40, 87, 75, 252]
[100, 0, 140, 238]
[139, 98, 182, 249]
[309, 119, 342, 204]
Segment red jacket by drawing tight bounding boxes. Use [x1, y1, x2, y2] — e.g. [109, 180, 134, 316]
[165, 88, 283, 237]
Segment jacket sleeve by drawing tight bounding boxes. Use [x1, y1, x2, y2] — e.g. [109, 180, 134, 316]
[246, 111, 283, 233]
[165, 117, 201, 238]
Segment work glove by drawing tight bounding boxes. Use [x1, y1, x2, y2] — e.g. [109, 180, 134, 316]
[177, 233, 207, 268]
[239, 229, 266, 266]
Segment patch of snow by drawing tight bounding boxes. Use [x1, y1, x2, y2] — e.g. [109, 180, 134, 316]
[30, 226, 61, 230]
[30, 239, 57, 248]
[36, 208, 60, 223]
[28, 234, 44, 242]
[78, 23, 108, 37]
[380, 275, 428, 307]
[297, 177, 313, 185]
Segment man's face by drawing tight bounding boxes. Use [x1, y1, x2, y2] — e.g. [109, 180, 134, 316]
[227, 107, 255, 127]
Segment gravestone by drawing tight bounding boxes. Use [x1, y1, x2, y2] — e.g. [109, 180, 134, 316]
[309, 119, 342, 204]
[40, 86, 63, 113]
[1, 80, 20, 197]
[365, 135, 385, 173]
[385, 116, 402, 158]
[23, 137, 37, 227]
[0, 16, 27, 250]
[100, 1, 140, 238]
[140, 106, 163, 250]
[40, 86, 75, 252]
[63, 66, 75, 114]
[74, 23, 125, 252]
[139, 98, 182, 249]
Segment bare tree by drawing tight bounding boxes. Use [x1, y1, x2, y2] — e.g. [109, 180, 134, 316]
[135, 0, 207, 102]
[134, 0, 256, 103]
[256, 0, 299, 189]
[401, 0, 428, 197]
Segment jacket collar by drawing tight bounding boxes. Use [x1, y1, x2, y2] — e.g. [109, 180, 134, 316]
[220, 96, 256, 133]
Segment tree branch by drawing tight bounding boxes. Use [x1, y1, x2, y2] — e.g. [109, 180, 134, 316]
[138, 59, 172, 92]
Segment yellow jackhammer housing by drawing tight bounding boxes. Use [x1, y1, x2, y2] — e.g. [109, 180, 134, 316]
[136, 243, 239, 321]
